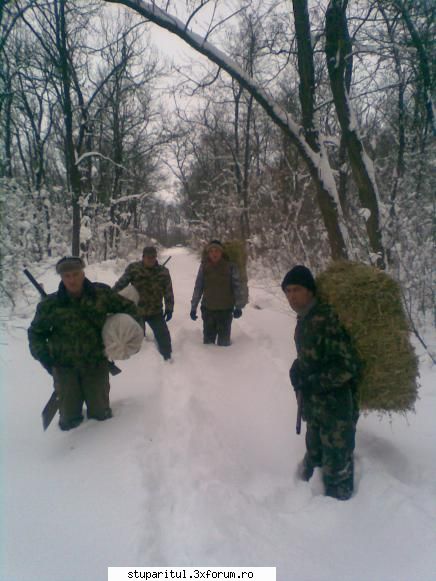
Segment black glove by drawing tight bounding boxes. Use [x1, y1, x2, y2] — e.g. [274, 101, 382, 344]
[233, 308, 242, 319]
[289, 359, 302, 391]
[190, 310, 198, 321]
[164, 310, 173, 322]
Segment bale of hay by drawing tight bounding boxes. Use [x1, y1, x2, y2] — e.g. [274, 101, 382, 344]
[223, 240, 249, 306]
[316, 261, 419, 413]
[201, 240, 249, 306]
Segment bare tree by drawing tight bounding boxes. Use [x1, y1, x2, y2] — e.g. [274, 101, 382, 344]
[325, 0, 385, 267]
[103, 0, 352, 259]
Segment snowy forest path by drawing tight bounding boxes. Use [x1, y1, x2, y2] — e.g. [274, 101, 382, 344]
[2, 247, 436, 581]
[131, 247, 304, 564]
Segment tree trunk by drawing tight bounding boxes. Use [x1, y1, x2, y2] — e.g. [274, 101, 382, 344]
[1, 58, 13, 178]
[56, 0, 82, 256]
[292, 0, 317, 150]
[379, 4, 406, 266]
[292, 0, 351, 260]
[392, 0, 434, 136]
[325, 0, 385, 267]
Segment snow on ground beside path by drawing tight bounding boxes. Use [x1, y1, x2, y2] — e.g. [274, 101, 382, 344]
[1, 247, 435, 581]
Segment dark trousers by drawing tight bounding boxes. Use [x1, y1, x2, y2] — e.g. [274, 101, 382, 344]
[52, 362, 110, 426]
[145, 314, 172, 359]
[201, 307, 233, 346]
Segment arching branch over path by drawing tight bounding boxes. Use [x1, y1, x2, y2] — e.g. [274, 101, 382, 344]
[103, 0, 352, 260]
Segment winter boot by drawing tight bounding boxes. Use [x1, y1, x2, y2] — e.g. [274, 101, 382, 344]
[59, 416, 83, 431]
[87, 408, 113, 421]
[296, 460, 315, 482]
[324, 484, 353, 501]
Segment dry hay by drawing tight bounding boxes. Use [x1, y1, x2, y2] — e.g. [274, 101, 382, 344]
[316, 261, 419, 414]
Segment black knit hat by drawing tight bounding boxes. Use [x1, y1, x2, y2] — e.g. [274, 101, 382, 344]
[281, 265, 316, 294]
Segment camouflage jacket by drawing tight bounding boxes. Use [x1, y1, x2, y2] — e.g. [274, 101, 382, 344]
[112, 261, 174, 318]
[28, 278, 140, 369]
[191, 259, 244, 311]
[294, 300, 361, 396]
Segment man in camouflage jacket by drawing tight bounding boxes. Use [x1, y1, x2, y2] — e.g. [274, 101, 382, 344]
[112, 246, 174, 360]
[28, 256, 141, 431]
[190, 240, 245, 346]
[282, 265, 361, 500]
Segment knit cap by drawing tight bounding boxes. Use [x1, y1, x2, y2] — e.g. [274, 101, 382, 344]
[281, 265, 316, 294]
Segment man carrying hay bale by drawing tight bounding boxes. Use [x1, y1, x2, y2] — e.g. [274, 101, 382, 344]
[282, 265, 361, 500]
[190, 240, 246, 346]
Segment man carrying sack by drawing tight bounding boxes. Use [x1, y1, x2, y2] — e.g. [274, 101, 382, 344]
[28, 256, 141, 431]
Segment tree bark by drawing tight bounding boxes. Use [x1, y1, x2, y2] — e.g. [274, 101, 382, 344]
[55, 0, 82, 256]
[325, 0, 385, 267]
[292, 0, 351, 260]
[392, 0, 435, 136]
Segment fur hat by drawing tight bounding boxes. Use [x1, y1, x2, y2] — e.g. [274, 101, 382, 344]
[281, 265, 316, 294]
[56, 256, 85, 274]
[142, 246, 157, 257]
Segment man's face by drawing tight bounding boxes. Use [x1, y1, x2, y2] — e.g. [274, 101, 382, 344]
[284, 284, 314, 313]
[143, 255, 157, 268]
[61, 269, 85, 296]
[208, 247, 223, 264]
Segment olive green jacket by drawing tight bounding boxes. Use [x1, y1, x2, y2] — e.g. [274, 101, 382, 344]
[191, 259, 244, 311]
[112, 261, 174, 317]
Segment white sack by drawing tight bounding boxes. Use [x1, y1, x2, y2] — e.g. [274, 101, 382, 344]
[118, 284, 140, 305]
[102, 314, 143, 360]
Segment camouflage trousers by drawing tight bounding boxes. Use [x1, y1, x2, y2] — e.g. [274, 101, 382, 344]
[201, 307, 233, 346]
[53, 362, 111, 429]
[303, 388, 358, 500]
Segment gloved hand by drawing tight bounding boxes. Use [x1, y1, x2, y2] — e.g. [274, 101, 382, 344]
[164, 310, 173, 322]
[190, 310, 198, 321]
[289, 359, 302, 391]
[233, 308, 242, 319]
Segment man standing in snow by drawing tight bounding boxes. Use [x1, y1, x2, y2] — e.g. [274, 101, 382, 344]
[28, 256, 140, 431]
[112, 246, 174, 361]
[282, 265, 361, 500]
[190, 240, 245, 346]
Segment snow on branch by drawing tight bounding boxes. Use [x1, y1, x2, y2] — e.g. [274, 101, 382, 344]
[75, 151, 128, 171]
[103, 1, 311, 159]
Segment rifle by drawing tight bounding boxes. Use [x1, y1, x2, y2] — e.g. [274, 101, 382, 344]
[24, 268, 121, 430]
[24, 270, 59, 429]
[296, 390, 303, 435]
[162, 255, 171, 266]
[24, 268, 46, 297]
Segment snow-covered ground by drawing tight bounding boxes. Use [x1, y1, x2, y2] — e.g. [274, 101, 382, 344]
[1, 247, 435, 581]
